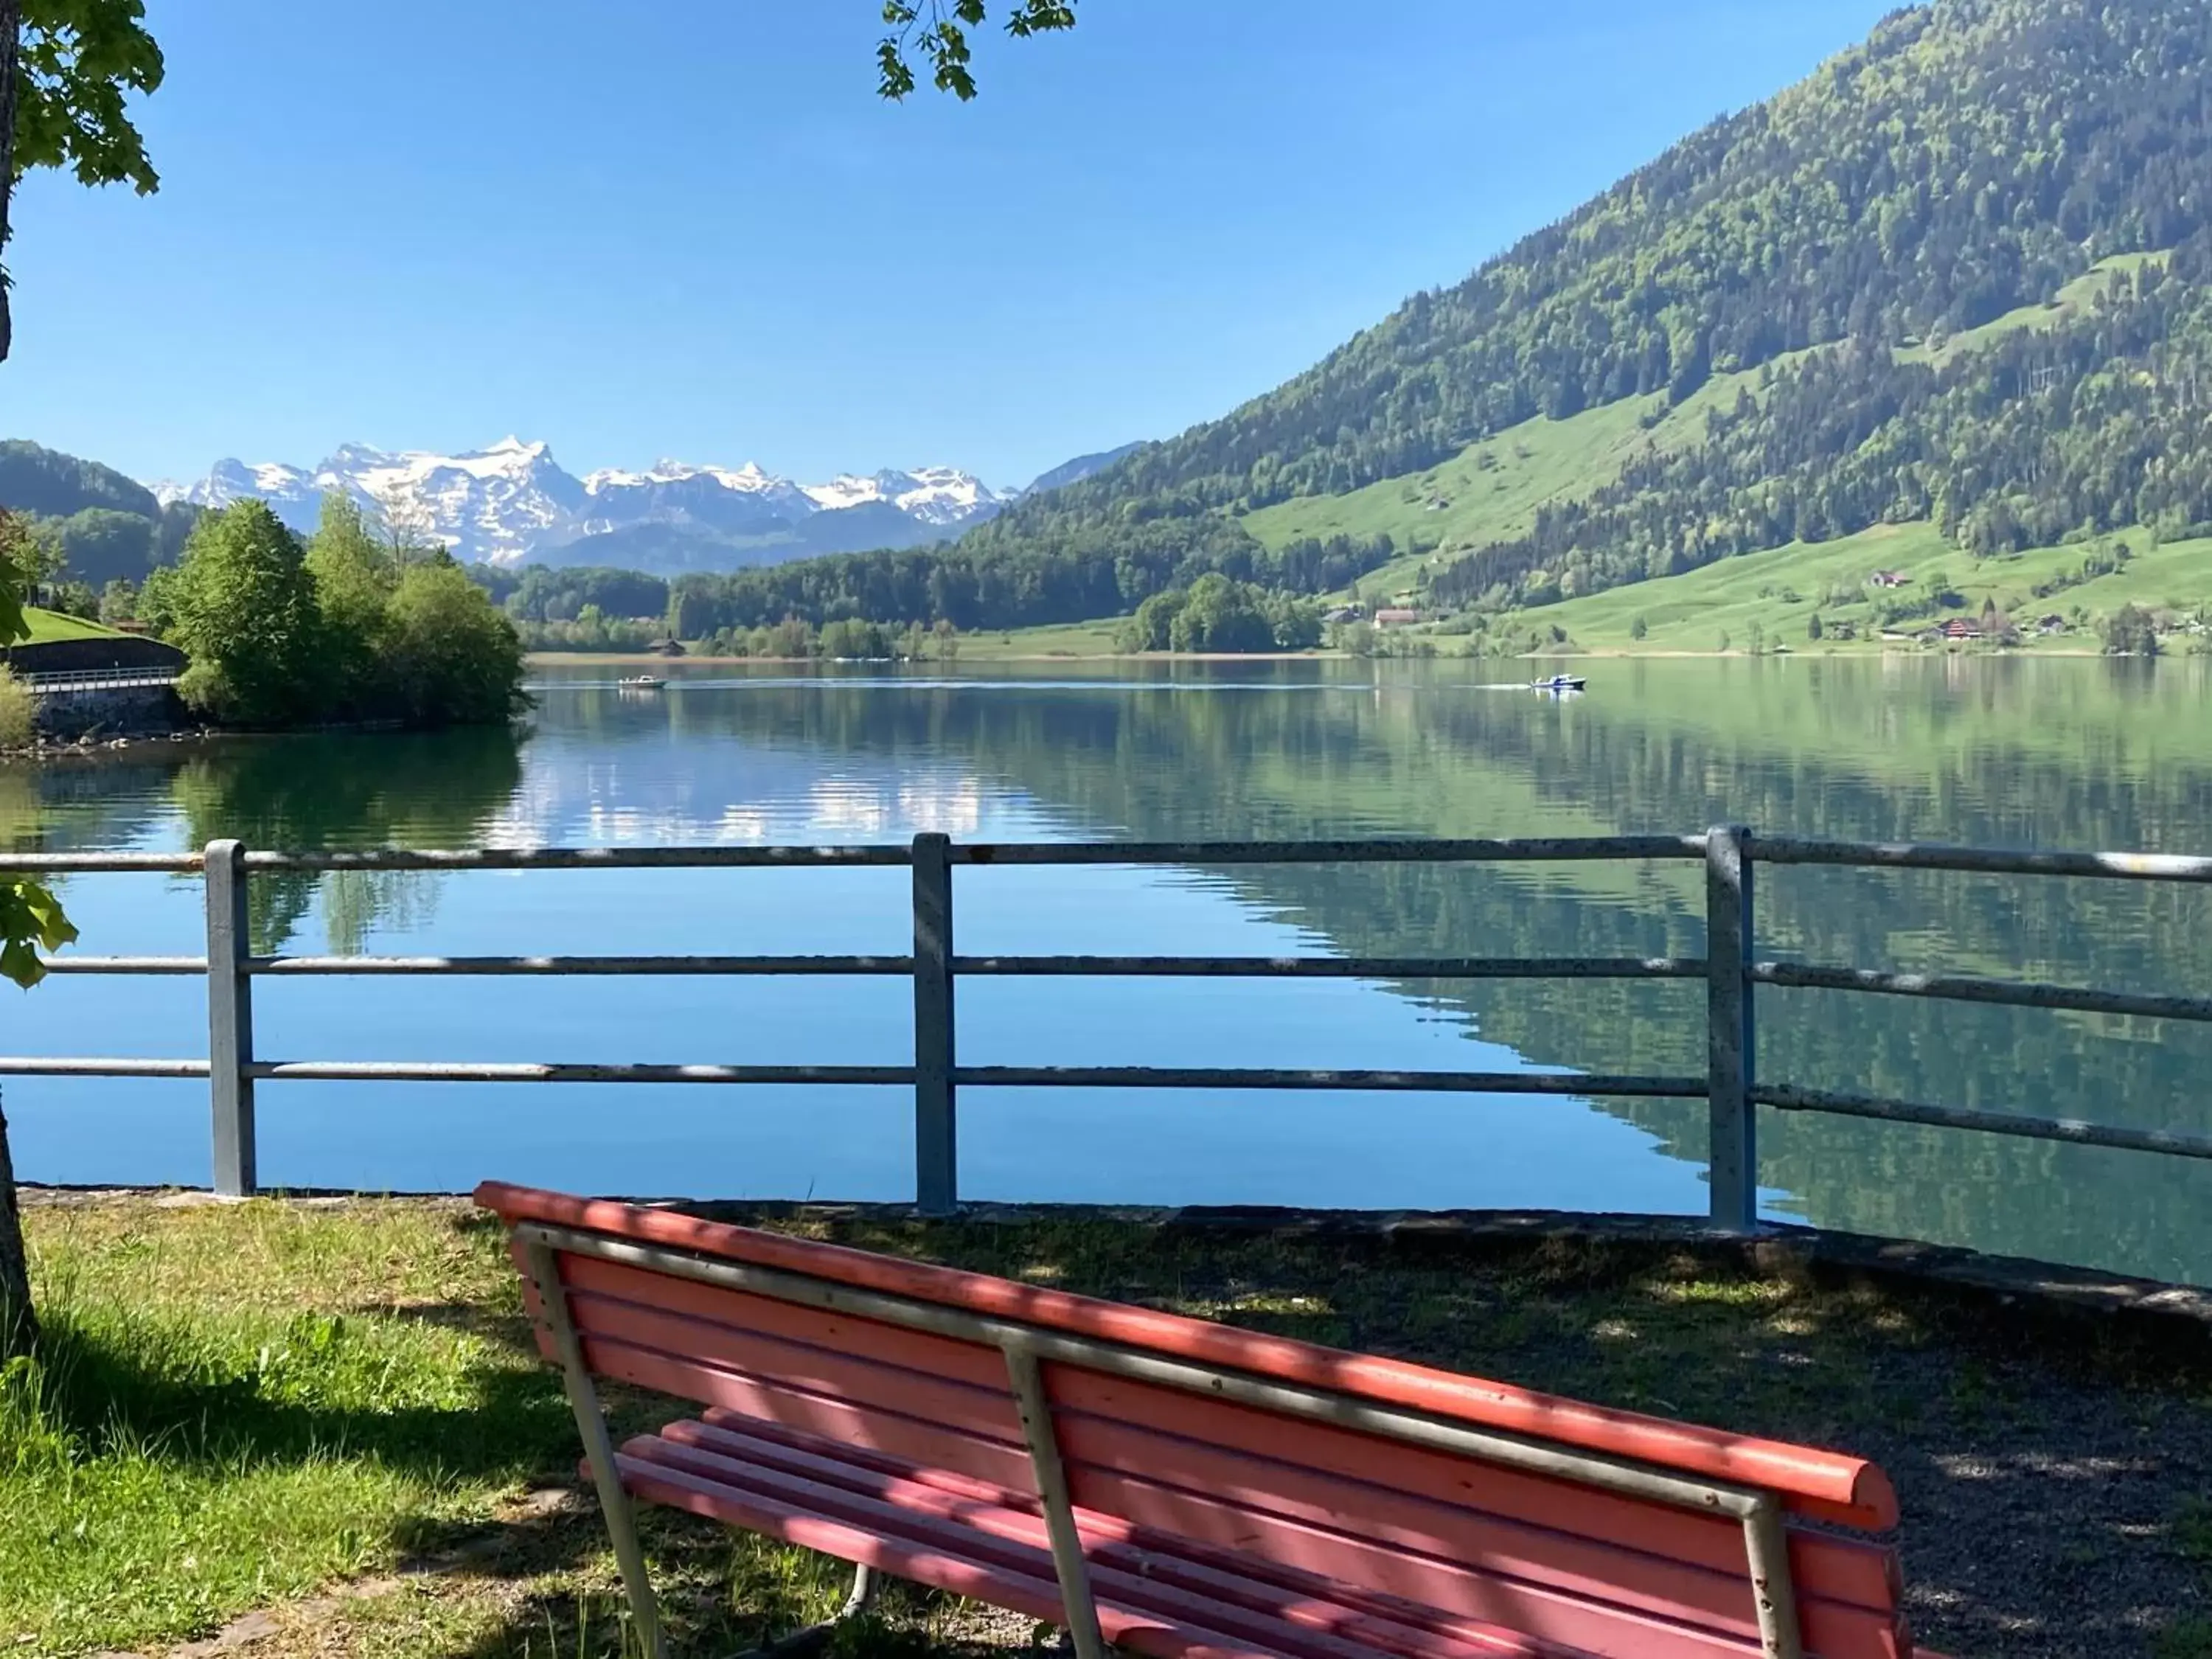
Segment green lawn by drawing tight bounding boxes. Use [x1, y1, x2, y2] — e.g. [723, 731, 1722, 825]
[17, 608, 125, 646]
[7, 1193, 2211, 1658]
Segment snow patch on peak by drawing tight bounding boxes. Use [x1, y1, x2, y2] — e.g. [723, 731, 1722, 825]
[157, 438, 1012, 566]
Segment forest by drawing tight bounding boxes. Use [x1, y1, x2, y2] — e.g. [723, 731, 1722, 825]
[1433, 239, 2212, 611]
[664, 529, 1392, 639]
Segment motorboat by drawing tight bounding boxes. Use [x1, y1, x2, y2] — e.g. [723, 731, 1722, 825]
[1530, 674, 1587, 692]
[617, 675, 667, 691]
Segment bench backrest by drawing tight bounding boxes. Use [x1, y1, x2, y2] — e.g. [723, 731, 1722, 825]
[480, 1183, 1913, 1659]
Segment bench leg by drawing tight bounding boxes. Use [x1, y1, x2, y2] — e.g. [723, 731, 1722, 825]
[523, 1242, 669, 1659]
[1002, 1338, 1108, 1659]
[730, 1561, 878, 1659]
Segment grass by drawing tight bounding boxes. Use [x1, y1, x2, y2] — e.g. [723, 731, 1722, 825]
[945, 619, 1129, 660]
[1482, 521, 2212, 654]
[9, 1193, 2212, 1658]
[15, 608, 125, 646]
[1240, 353, 1779, 599]
[1893, 251, 2169, 369]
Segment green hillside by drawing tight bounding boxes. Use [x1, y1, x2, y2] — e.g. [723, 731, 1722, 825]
[0, 439, 201, 588]
[18, 607, 127, 645]
[1502, 523, 2212, 654]
[656, 0, 2212, 650]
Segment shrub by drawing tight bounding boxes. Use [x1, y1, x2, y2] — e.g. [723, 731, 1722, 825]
[0, 670, 35, 749]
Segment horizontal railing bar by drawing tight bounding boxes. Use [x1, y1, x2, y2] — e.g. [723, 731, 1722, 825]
[1754, 1083, 2212, 1161]
[1752, 835, 2212, 883]
[954, 1066, 1708, 1097]
[0, 1056, 211, 1077]
[953, 955, 1705, 980]
[1753, 961, 2212, 1023]
[240, 846, 914, 871]
[34, 955, 209, 975]
[952, 835, 1711, 866]
[247, 954, 914, 977]
[0, 853, 203, 873]
[242, 1060, 913, 1085]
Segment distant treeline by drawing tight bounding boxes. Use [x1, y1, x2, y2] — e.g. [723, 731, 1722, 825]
[660, 529, 1394, 639]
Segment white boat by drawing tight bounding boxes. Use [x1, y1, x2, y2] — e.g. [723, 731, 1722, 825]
[617, 675, 667, 691]
[1530, 674, 1587, 692]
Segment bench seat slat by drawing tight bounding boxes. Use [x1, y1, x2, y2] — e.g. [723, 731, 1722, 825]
[618, 1436, 1601, 1659]
[625, 1427, 1764, 1659]
[1050, 1374, 1902, 1615]
[675, 1415, 1579, 1659]
[1062, 1452, 1902, 1658]
[641, 1414, 1900, 1659]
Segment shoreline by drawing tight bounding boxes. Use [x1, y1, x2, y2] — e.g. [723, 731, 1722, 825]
[525, 644, 2145, 667]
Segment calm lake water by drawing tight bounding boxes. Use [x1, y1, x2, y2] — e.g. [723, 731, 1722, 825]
[7, 655, 2211, 1283]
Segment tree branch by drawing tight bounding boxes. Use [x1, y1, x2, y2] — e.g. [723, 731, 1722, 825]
[1, 0, 22, 366]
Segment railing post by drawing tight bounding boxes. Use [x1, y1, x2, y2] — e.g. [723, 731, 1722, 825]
[204, 839, 257, 1197]
[911, 832, 957, 1215]
[1705, 825, 1757, 1231]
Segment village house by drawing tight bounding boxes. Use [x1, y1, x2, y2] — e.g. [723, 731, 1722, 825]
[1870, 570, 1912, 588]
[1372, 608, 1423, 627]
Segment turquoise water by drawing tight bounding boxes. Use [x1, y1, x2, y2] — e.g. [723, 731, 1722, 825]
[7, 655, 2211, 1281]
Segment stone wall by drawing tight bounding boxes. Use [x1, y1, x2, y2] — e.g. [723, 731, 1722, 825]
[30, 684, 185, 740]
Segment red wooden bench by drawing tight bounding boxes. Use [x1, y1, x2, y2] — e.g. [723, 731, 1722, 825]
[479, 1182, 1944, 1659]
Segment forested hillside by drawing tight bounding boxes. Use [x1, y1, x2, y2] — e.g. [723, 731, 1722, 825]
[676, 0, 2212, 636]
[0, 439, 199, 588]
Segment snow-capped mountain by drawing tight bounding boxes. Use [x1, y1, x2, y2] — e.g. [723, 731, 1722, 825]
[153, 441, 1010, 568]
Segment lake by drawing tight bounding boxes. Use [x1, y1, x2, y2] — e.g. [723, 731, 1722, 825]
[7, 654, 2211, 1284]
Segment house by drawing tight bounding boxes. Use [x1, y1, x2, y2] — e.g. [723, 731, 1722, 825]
[1870, 570, 1911, 588]
[1372, 608, 1423, 627]
[1941, 617, 1983, 641]
[1323, 605, 1364, 626]
[2037, 613, 2067, 636]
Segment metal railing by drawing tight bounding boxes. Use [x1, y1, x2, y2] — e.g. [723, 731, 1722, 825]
[4, 829, 2211, 1222]
[20, 665, 183, 695]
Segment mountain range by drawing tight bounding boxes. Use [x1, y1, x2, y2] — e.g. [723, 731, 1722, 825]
[150, 440, 1027, 569]
[653, 0, 2212, 650]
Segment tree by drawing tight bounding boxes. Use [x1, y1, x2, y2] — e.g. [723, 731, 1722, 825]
[1, 0, 166, 365]
[2101, 602, 2162, 658]
[1807, 611, 1824, 641]
[304, 494, 396, 716]
[1, 1, 162, 1363]
[0, 514, 77, 1360]
[381, 563, 529, 728]
[1630, 614, 1648, 641]
[875, 1, 1075, 101]
[167, 502, 328, 725]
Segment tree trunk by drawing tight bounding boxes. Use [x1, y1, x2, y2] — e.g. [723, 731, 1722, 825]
[0, 0, 21, 366]
[0, 1088, 35, 1359]
[0, 4, 28, 1361]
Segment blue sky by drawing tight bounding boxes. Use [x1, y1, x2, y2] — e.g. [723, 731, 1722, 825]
[3, 0, 1899, 490]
